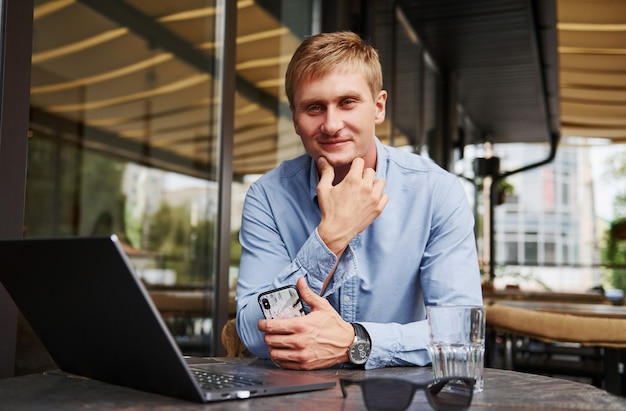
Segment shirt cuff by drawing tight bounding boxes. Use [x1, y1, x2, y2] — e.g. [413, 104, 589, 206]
[360, 321, 432, 369]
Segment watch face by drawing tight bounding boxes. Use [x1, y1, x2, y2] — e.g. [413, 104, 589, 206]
[349, 341, 370, 364]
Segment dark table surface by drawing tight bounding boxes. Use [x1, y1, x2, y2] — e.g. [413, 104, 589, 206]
[1, 358, 625, 410]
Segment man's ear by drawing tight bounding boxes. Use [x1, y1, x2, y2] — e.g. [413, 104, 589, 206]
[374, 90, 387, 125]
[292, 110, 302, 136]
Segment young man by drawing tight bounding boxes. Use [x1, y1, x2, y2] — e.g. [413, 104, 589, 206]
[235, 31, 482, 370]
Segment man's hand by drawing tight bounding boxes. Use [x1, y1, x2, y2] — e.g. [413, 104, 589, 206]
[257, 277, 355, 370]
[316, 156, 389, 256]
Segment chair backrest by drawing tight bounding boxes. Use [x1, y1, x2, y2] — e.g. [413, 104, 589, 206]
[487, 303, 626, 348]
[220, 318, 252, 357]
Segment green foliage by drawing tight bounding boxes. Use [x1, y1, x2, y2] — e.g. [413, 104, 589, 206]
[495, 179, 515, 205]
[230, 230, 242, 266]
[146, 202, 218, 284]
[614, 193, 626, 219]
[24, 137, 126, 237]
[600, 149, 626, 292]
[602, 219, 626, 292]
[24, 135, 243, 288]
[475, 178, 515, 206]
[80, 151, 126, 235]
[603, 150, 626, 221]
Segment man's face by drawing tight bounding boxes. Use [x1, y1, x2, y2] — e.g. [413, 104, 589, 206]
[291, 69, 387, 170]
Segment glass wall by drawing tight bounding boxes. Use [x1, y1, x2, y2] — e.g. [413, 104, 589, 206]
[26, 0, 315, 356]
[21, 0, 450, 361]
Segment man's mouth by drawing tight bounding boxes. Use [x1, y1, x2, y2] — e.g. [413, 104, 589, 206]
[320, 138, 350, 148]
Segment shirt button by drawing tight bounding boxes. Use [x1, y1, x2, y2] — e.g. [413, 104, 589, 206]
[343, 296, 351, 302]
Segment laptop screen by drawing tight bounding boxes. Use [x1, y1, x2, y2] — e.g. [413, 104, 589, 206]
[0, 235, 335, 402]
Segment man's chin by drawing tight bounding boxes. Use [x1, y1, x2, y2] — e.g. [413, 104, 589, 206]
[318, 153, 355, 168]
[324, 159, 353, 171]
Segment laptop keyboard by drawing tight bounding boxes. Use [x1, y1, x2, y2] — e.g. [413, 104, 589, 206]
[192, 370, 263, 390]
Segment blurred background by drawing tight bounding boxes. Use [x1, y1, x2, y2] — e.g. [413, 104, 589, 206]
[1, 0, 625, 374]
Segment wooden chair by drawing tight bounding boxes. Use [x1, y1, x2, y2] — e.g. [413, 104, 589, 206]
[220, 318, 252, 357]
[486, 303, 626, 396]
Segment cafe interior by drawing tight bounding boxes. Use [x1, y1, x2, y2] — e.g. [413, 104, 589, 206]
[1, 0, 626, 402]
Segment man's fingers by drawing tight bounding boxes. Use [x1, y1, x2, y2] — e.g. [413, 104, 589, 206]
[346, 158, 378, 187]
[317, 157, 334, 187]
[362, 166, 376, 181]
[345, 157, 364, 179]
[258, 316, 302, 334]
[297, 277, 328, 310]
[372, 178, 387, 199]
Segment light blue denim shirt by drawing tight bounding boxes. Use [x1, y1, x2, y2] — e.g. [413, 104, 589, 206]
[236, 138, 482, 369]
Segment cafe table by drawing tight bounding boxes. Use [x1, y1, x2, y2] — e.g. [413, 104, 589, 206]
[1, 358, 625, 410]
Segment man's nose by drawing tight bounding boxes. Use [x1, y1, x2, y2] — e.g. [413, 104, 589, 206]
[320, 107, 342, 136]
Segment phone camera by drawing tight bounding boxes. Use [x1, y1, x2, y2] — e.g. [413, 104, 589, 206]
[261, 298, 271, 310]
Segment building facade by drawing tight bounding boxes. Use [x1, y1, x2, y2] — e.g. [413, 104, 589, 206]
[492, 143, 601, 291]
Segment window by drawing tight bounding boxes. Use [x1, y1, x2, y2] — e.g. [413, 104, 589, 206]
[27, 0, 314, 355]
[525, 242, 538, 264]
[505, 242, 518, 264]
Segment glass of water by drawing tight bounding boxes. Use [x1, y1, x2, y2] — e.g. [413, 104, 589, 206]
[427, 305, 486, 393]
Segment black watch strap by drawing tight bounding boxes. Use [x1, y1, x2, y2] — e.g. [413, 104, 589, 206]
[352, 323, 369, 341]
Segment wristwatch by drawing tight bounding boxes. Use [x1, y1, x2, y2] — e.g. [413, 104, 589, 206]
[348, 323, 371, 365]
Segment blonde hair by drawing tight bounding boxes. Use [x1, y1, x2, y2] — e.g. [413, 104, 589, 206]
[285, 31, 383, 108]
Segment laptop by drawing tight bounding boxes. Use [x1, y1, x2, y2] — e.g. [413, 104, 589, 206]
[0, 235, 335, 402]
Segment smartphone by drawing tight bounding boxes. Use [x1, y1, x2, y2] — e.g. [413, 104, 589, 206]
[258, 285, 306, 319]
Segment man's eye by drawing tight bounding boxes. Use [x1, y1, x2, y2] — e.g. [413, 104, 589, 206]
[307, 105, 322, 113]
[341, 99, 356, 107]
